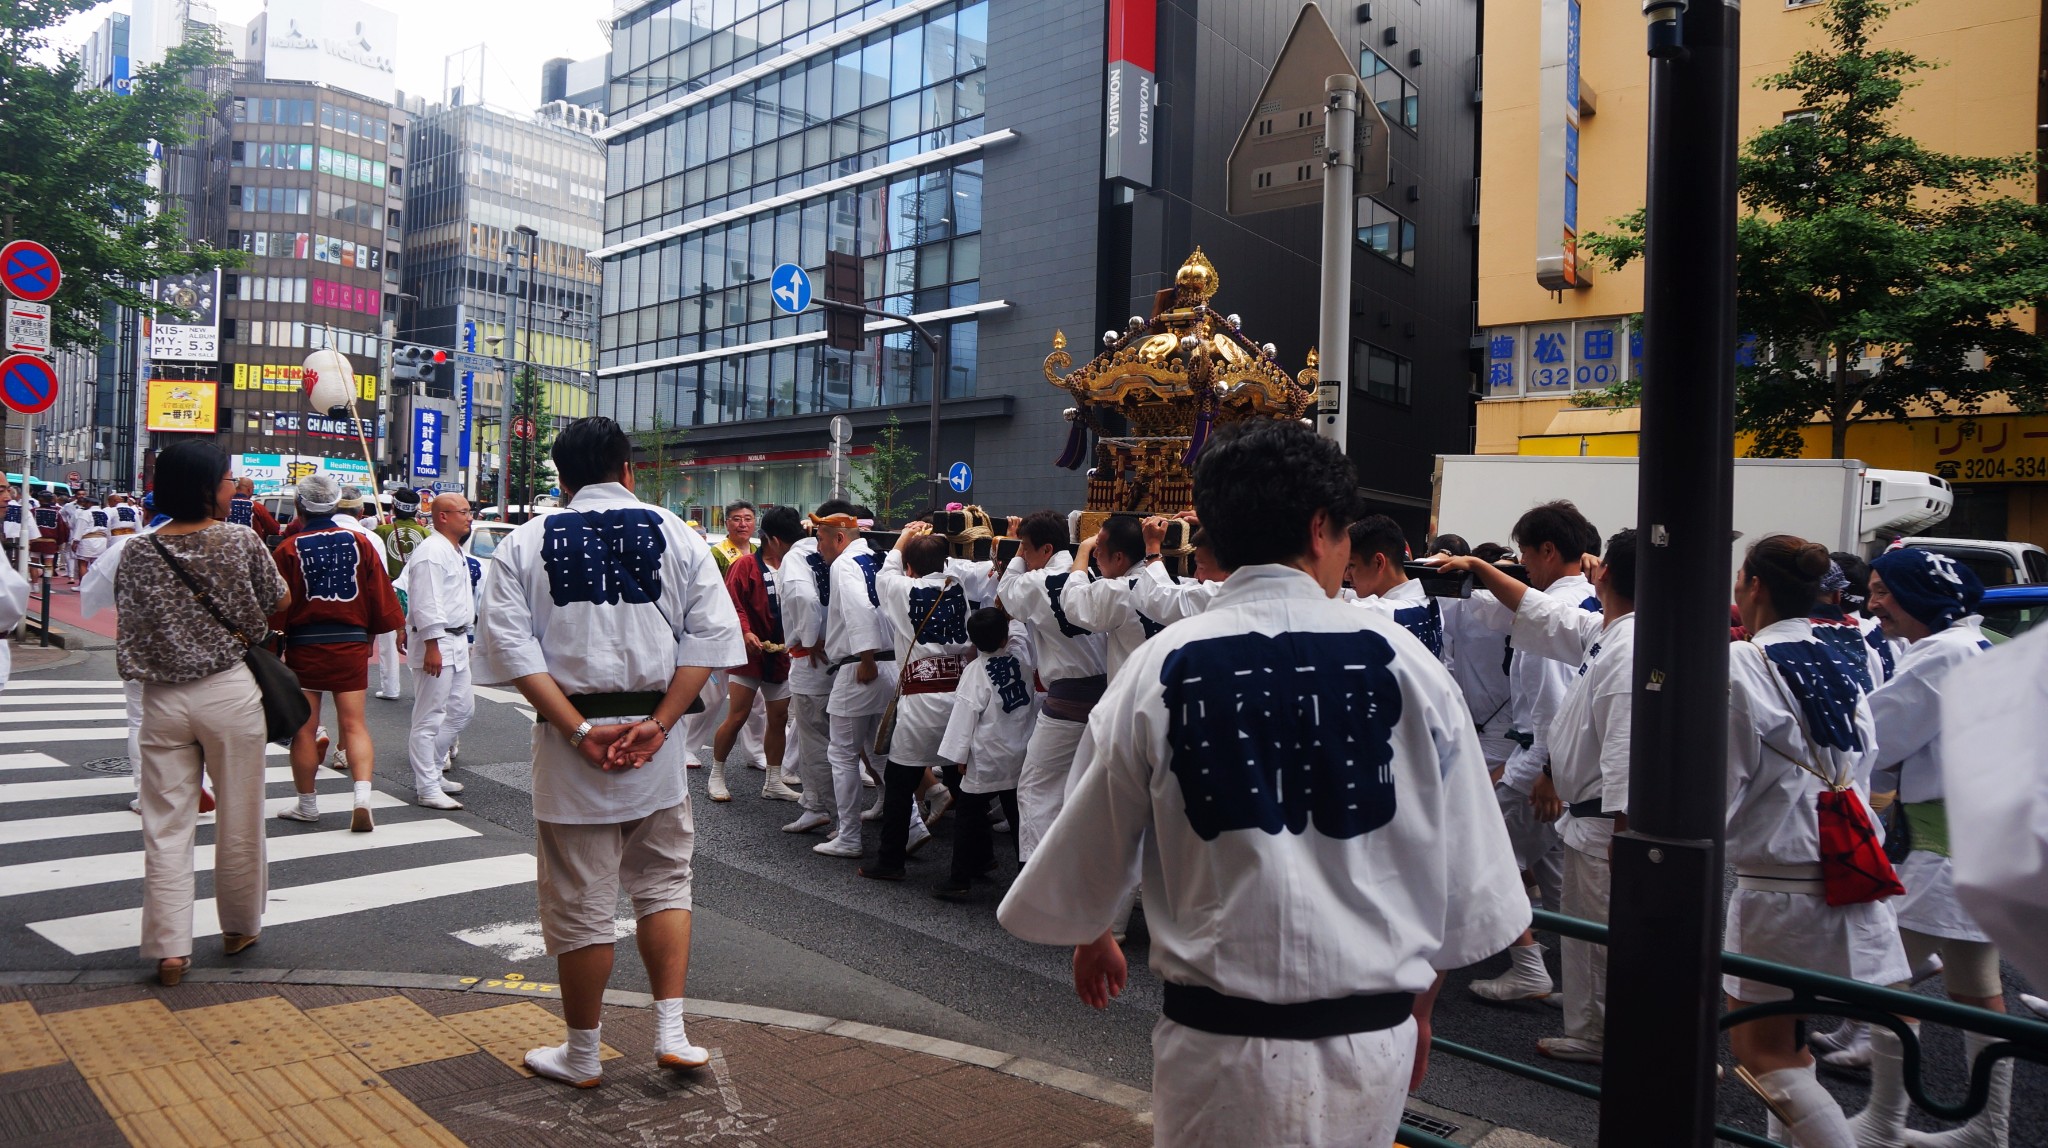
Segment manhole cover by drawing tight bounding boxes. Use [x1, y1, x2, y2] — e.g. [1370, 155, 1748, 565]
[1401, 1110, 1461, 1138]
[80, 757, 133, 775]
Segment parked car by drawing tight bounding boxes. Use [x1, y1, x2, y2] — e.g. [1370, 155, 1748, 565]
[475, 500, 558, 525]
[1897, 537, 2048, 586]
[463, 519, 516, 561]
[1978, 584, 2048, 644]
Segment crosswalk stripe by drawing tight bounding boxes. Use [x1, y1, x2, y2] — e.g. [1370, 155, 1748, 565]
[0, 818, 481, 898]
[0, 753, 72, 772]
[0, 680, 126, 691]
[0, 765, 300, 805]
[0, 791, 406, 847]
[0, 709, 127, 726]
[473, 686, 527, 707]
[0, 693, 129, 708]
[30, 853, 539, 955]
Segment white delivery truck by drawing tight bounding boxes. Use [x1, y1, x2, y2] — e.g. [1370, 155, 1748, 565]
[1430, 456, 1954, 579]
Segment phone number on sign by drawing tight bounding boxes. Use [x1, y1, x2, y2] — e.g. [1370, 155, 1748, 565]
[1960, 455, 2048, 481]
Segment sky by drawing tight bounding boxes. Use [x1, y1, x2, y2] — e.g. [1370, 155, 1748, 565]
[48, 0, 615, 112]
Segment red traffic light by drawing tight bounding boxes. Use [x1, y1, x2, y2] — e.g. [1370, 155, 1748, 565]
[431, 349, 448, 364]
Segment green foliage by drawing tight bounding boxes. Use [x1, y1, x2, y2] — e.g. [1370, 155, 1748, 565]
[630, 415, 692, 512]
[1579, 0, 2048, 459]
[0, 2, 240, 352]
[507, 368, 557, 506]
[847, 413, 923, 527]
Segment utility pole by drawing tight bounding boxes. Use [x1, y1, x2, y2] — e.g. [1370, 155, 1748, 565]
[1600, 3, 1739, 1146]
[1314, 74, 1359, 450]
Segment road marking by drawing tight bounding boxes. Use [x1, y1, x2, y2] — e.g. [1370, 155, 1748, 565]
[0, 765, 298, 804]
[453, 916, 635, 962]
[0, 726, 289, 751]
[0, 681, 126, 691]
[0, 817, 480, 897]
[0, 791, 407, 847]
[0, 709, 127, 726]
[472, 686, 528, 706]
[30, 853, 540, 954]
[0, 753, 73, 772]
[0, 693, 129, 708]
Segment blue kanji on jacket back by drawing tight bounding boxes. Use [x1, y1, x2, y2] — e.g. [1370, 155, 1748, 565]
[987, 654, 1031, 713]
[907, 583, 970, 644]
[1393, 598, 1445, 659]
[1162, 630, 1404, 842]
[297, 530, 362, 602]
[542, 508, 668, 607]
[1764, 639, 1865, 751]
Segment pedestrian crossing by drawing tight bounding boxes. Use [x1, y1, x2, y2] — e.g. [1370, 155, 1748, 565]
[0, 674, 538, 962]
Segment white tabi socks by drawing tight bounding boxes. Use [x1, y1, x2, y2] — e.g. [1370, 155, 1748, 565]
[1757, 1064, 1855, 1148]
[708, 759, 732, 802]
[525, 1025, 603, 1087]
[1470, 942, 1554, 1002]
[1848, 1023, 1914, 1148]
[654, 998, 709, 1069]
[1902, 1031, 2011, 1148]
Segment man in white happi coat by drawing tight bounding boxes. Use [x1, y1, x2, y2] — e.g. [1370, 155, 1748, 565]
[1126, 517, 1225, 626]
[1857, 547, 2011, 1148]
[1459, 501, 1603, 1003]
[997, 511, 1107, 864]
[1345, 515, 1444, 660]
[999, 421, 1527, 1147]
[403, 494, 478, 811]
[809, 505, 897, 858]
[1052, 515, 1167, 686]
[69, 495, 112, 584]
[774, 508, 843, 836]
[1441, 529, 1637, 1065]
[474, 416, 744, 1089]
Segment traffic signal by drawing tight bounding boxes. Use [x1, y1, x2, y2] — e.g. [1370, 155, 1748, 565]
[391, 344, 453, 396]
[824, 250, 863, 352]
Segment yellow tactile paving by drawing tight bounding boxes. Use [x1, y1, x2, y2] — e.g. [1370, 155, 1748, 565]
[90, 1059, 284, 1147]
[275, 1088, 451, 1148]
[0, 999, 69, 1074]
[43, 998, 209, 1079]
[233, 1052, 387, 1110]
[177, 997, 350, 1074]
[89, 1057, 248, 1117]
[437, 1000, 622, 1076]
[305, 996, 480, 1071]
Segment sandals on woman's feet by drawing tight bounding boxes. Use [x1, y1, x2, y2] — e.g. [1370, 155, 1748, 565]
[157, 957, 190, 986]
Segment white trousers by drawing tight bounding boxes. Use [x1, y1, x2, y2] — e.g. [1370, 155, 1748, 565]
[408, 653, 474, 797]
[1561, 841, 1612, 1044]
[1151, 1016, 1416, 1148]
[826, 710, 881, 849]
[1016, 714, 1087, 865]
[682, 671, 724, 762]
[375, 630, 403, 696]
[790, 692, 833, 813]
[1498, 785, 1563, 912]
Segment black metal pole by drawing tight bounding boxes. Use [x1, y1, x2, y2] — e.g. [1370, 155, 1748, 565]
[1600, 3, 1739, 1146]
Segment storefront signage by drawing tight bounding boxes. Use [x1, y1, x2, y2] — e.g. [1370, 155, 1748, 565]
[1536, 0, 1591, 291]
[145, 378, 218, 432]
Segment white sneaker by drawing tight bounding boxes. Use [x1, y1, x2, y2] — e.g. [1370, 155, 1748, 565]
[129, 797, 142, 814]
[524, 1043, 601, 1088]
[350, 803, 374, 833]
[437, 778, 465, 795]
[906, 819, 933, 856]
[923, 786, 953, 825]
[761, 773, 801, 801]
[374, 691, 401, 701]
[783, 810, 832, 834]
[860, 795, 884, 822]
[416, 791, 464, 811]
[813, 836, 862, 858]
[328, 747, 350, 773]
[707, 761, 731, 802]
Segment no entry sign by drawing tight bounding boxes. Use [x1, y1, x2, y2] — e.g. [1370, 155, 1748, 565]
[0, 241, 62, 304]
[0, 354, 59, 415]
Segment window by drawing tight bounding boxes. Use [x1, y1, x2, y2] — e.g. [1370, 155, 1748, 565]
[1352, 342, 1413, 407]
[1359, 48, 1419, 131]
[1355, 198, 1416, 267]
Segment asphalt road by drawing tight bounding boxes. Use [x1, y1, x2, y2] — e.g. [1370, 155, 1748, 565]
[3, 646, 2040, 1147]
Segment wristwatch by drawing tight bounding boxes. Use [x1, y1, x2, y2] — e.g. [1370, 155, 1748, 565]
[1144, 553, 1164, 562]
[568, 719, 593, 747]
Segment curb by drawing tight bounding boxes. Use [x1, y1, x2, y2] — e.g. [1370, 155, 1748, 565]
[0, 966, 1154, 1118]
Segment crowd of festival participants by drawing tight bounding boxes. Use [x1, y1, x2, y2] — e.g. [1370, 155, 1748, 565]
[9, 415, 2044, 1147]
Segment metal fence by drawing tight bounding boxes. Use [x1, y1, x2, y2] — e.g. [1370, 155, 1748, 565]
[1394, 908, 2048, 1148]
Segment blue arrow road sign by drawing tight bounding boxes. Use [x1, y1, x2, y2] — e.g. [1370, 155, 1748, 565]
[770, 263, 812, 314]
[946, 461, 973, 493]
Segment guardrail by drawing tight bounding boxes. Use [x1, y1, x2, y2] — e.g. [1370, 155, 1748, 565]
[1394, 908, 2048, 1148]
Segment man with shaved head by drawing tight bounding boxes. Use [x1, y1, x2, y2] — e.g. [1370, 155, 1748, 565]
[403, 492, 481, 810]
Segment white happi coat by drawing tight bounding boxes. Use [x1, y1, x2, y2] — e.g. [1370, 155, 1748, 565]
[1941, 624, 2048, 985]
[1724, 618, 1908, 1000]
[474, 482, 743, 825]
[1053, 567, 1160, 680]
[1508, 586, 1633, 855]
[1467, 572, 1595, 796]
[997, 551, 1106, 688]
[71, 505, 112, 559]
[2, 499, 39, 543]
[939, 620, 1036, 794]
[876, 550, 978, 768]
[999, 562, 1527, 1016]
[1870, 618, 1993, 941]
[822, 538, 896, 717]
[779, 537, 831, 697]
[1441, 596, 1514, 765]
[1353, 578, 1446, 662]
[0, 560, 25, 687]
[1127, 561, 1222, 625]
[402, 531, 475, 671]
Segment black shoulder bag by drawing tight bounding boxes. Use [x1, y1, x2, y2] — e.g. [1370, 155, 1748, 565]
[149, 535, 312, 745]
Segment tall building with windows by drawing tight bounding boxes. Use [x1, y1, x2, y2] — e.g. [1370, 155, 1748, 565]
[400, 98, 605, 498]
[593, 0, 1482, 532]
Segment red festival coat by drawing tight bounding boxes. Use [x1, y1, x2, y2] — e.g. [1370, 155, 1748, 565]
[725, 552, 790, 684]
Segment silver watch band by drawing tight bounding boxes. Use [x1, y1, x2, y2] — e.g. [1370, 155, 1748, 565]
[568, 719, 593, 747]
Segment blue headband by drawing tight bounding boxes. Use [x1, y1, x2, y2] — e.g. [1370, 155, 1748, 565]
[1870, 548, 1983, 632]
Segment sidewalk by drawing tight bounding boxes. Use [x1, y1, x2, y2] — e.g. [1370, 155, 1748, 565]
[21, 573, 117, 647]
[0, 969, 1155, 1148]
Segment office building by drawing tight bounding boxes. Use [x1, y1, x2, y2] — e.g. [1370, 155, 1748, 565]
[593, 0, 1483, 533]
[1473, 0, 2047, 545]
[542, 54, 609, 112]
[400, 97, 605, 497]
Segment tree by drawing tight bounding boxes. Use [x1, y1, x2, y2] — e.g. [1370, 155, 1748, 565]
[0, 2, 240, 352]
[507, 368, 556, 507]
[1579, 0, 2048, 458]
[847, 413, 922, 526]
[630, 413, 692, 512]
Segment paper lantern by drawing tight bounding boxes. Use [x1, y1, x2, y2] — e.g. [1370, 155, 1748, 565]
[302, 348, 357, 416]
